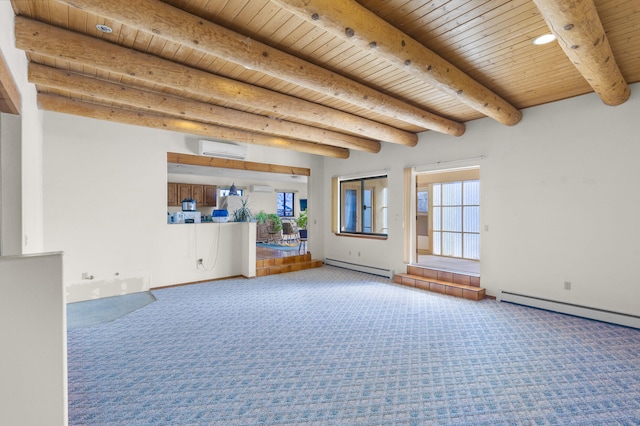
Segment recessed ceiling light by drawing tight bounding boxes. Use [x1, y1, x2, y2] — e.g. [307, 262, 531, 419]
[96, 24, 113, 33]
[532, 33, 556, 45]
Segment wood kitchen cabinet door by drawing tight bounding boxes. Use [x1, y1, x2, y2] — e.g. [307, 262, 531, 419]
[168, 183, 216, 207]
[178, 184, 191, 203]
[167, 183, 179, 206]
[191, 184, 204, 206]
[203, 185, 216, 206]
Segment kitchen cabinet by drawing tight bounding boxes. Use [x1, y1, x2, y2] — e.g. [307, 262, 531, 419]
[191, 184, 204, 206]
[204, 185, 216, 207]
[167, 183, 179, 206]
[178, 184, 192, 203]
[168, 183, 217, 207]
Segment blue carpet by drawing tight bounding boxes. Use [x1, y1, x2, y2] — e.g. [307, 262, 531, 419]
[67, 266, 640, 425]
[66, 291, 156, 329]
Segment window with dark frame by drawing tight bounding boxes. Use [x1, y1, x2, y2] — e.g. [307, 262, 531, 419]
[277, 192, 295, 217]
[220, 188, 243, 197]
[339, 175, 388, 237]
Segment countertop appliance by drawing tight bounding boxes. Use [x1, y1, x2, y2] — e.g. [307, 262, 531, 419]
[172, 211, 201, 224]
[212, 209, 229, 223]
[182, 198, 196, 211]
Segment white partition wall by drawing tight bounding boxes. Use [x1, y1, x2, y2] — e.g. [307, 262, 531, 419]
[0, 252, 67, 426]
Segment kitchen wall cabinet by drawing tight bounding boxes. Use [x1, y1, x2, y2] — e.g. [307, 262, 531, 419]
[191, 184, 204, 206]
[178, 184, 192, 203]
[167, 183, 179, 206]
[168, 183, 217, 207]
[204, 185, 216, 207]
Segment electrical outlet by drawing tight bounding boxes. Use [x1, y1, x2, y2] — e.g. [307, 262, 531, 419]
[564, 281, 571, 290]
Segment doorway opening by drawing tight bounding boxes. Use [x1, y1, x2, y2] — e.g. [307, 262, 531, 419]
[414, 166, 480, 275]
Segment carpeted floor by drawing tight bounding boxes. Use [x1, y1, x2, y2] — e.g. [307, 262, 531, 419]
[67, 291, 157, 329]
[67, 266, 640, 425]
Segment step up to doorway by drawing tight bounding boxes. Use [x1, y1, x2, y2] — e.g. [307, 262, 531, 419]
[256, 253, 323, 277]
[394, 265, 485, 301]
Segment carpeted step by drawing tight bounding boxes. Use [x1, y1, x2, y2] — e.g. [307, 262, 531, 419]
[394, 266, 485, 301]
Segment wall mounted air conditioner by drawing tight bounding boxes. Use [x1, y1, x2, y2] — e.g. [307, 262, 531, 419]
[251, 185, 274, 193]
[198, 140, 247, 160]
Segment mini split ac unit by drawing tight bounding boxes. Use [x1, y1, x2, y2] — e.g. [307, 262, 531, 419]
[198, 140, 247, 160]
[251, 185, 274, 193]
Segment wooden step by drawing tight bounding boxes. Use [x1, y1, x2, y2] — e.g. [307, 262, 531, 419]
[256, 253, 323, 277]
[394, 266, 485, 301]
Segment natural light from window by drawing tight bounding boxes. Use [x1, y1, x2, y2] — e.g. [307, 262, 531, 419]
[339, 175, 388, 237]
[432, 180, 480, 259]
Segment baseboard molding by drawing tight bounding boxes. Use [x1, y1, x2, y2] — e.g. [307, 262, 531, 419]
[497, 290, 640, 329]
[324, 258, 393, 278]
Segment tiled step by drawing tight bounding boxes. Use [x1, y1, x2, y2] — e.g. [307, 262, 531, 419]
[394, 265, 485, 301]
[256, 253, 323, 277]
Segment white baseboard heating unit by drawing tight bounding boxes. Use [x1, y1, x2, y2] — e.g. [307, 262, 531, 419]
[324, 258, 393, 279]
[497, 290, 640, 329]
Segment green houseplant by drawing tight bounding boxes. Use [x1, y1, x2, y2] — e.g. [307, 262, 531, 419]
[297, 209, 308, 239]
[296, 209, 307, 230]
[232, 198, 252, 222]
[267, 213, 282, 232]
[254, 210, 268, 224]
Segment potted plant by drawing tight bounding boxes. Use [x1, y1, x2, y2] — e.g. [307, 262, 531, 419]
[232, 198, 252, 222]
[254, 210, 268, 224]
[267, 213, 282, 233]
[297, 209, 308, 239]
[255, 210, 269, 242]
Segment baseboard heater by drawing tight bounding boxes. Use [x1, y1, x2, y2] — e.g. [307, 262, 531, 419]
[324, 258, 393, 279]
[497, 290, 640, 329]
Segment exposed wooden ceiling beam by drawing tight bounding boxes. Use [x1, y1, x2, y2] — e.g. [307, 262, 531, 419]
[270, 0, 522, 127]
[14, 16, 416, 147]
[37, 94, 350, 159]
[532, 0, 630, 106]
[28, 63, 381, 153]
[54, 0, 465, 136]
[167, 152, 311, 177]
[0, 50, 21, 115]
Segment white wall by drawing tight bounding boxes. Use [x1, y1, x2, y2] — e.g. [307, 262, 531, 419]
[0, 252, 67, 426]
[324, 83, 640, 316]
[42, 112, 317, 290]
[0, 3, 44, 254]
[0, 113, 22, 255]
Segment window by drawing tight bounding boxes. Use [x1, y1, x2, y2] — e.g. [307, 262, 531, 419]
[417, 190, 429, 213]
[219, 188, 243, 196]
[277, 192, 295, 217]
[432, 180, 479, 259]
[338, 175, 388, 236]
[416, 189, 429, 238]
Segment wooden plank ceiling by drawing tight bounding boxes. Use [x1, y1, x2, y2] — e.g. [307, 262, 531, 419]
[8, 0, 639, 158]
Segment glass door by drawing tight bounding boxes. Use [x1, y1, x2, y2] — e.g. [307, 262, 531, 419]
[432, 180, 480, 259]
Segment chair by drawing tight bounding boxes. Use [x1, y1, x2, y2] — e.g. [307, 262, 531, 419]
[281, 221, 299, 244]
[267, 220, 282, 243]
[298, 229, 307, 253]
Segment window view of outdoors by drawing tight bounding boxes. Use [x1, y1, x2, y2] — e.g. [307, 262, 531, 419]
[340, 175, 388, 236]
